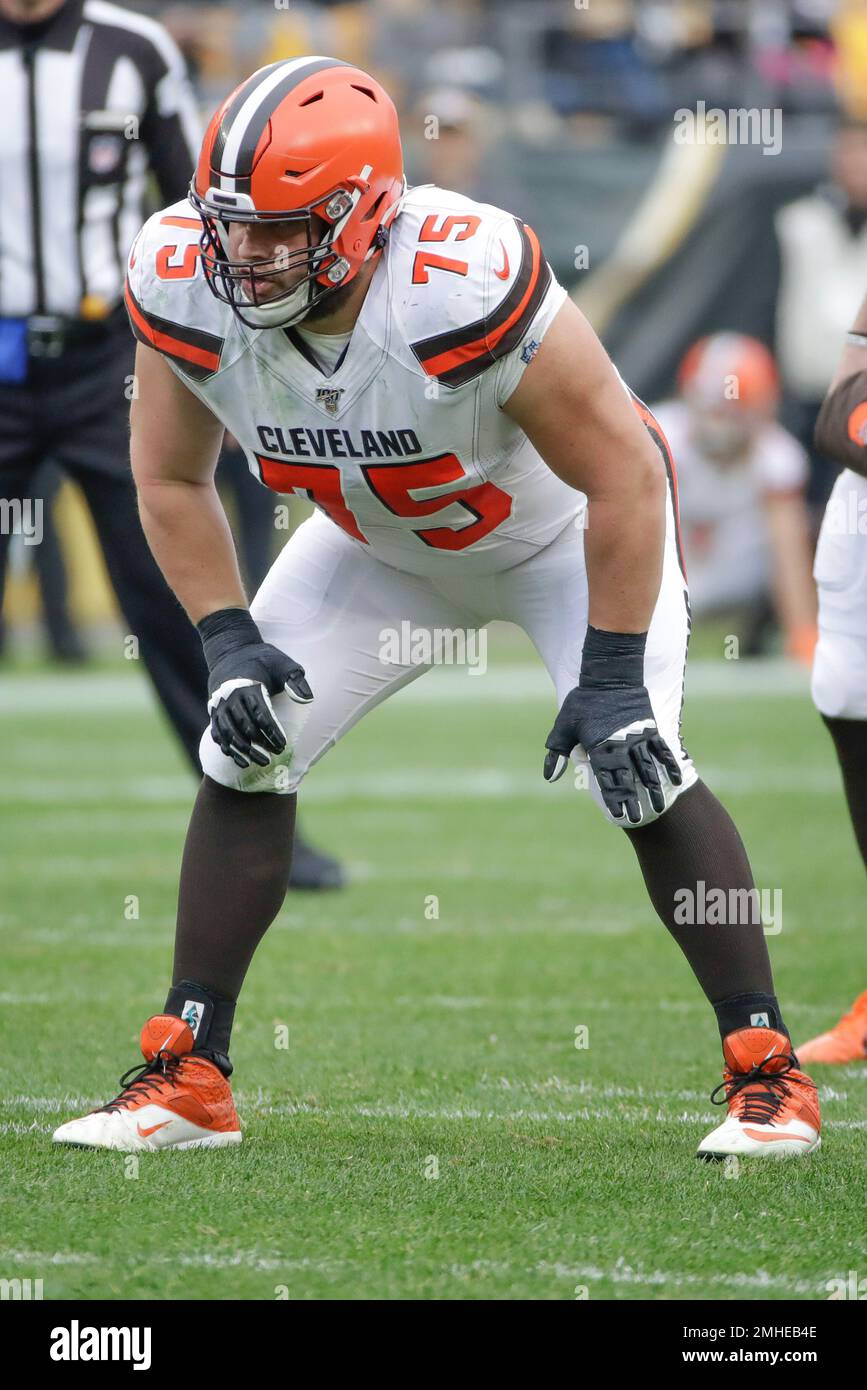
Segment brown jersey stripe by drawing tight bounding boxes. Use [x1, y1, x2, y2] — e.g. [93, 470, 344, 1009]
[124, 277, 223, 380]
[211, 58, 344, 192]
[411, 221, 551, 387]
[412, 218, 535, 362]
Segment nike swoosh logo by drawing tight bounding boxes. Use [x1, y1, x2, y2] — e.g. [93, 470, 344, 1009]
[493, 240, 510, 280]
[742, 1127, 813, 1143]
[137, 1120, 171, 1138]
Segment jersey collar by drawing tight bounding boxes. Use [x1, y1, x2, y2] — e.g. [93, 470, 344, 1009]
[238, 251, 391, 418]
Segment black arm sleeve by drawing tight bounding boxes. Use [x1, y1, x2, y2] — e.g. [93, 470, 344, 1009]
[137, 32, 201, 206]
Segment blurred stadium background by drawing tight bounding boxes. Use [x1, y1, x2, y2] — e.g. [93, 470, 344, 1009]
[4, 0, 866, 661]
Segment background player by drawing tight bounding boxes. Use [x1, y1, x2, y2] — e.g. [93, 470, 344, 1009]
[652, 334, 816, 662]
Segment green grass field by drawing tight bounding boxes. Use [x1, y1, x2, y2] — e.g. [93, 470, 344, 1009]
[0, 635, 863, 1301]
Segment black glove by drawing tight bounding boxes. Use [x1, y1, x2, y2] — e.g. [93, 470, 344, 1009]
[543, 626, 682, 825]
[198, 608, 313, 769]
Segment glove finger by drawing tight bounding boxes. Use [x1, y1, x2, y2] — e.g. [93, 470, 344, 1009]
[600, 786, 639, 825]
[238, 735, 270, 769]
[543, 748, 570, 782]
[209, 710, 233, 756]
[218, 703, 257, 756]
[213, 708, 252, 764]
[595, 762, 632, 793]
[648, 735, 683, 785]
[227, 700, 258, 747]
[285, 666, 314, 703]
[630, 742, 665, 814]
[240, 689, 284, 755]
[255, 687, 288, 751]
[622, 792, 643, 825]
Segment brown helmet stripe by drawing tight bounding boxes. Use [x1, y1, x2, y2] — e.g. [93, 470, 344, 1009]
[212, 57, 344, 191]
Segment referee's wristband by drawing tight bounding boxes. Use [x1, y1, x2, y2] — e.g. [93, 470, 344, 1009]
[579, 624, 648, 690]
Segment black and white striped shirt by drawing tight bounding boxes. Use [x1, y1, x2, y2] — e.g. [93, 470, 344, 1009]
[0, 0, 201, 318]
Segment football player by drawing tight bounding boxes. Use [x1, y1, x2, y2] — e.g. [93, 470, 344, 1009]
[796, 296, 867, 1065]
[53, 57, 820, 1158]
[652, 334, 816, 663]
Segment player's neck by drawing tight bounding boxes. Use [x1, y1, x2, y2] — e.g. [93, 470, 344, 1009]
[302, 257, 378, 335]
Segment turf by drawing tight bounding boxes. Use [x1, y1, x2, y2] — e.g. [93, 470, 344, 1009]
[0, 638, 863, 1301]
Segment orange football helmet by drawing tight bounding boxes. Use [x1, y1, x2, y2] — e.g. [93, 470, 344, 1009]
[677, 333, 780, 413]
[190, 56, 405, 328]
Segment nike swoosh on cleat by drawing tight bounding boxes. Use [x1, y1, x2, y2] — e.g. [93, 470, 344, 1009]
[137, 1120, 171, 1138]
[742, 1128, 813, 1143]
[493, 240, 510, 280]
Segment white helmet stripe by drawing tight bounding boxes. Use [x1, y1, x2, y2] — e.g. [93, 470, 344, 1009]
[219, 55, 336, 192]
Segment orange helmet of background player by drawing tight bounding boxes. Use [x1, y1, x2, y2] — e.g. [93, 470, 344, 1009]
[190, 56, 405, 329]
[677, 333, 781, 415]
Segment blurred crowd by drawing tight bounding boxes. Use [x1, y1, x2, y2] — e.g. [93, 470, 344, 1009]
[140, 0, 857, 124]
[6, 0, 867, 665]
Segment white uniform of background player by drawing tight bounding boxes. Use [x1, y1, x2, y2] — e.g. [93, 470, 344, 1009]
[651, 399, 808, 615]
[126, 184, 694, 818]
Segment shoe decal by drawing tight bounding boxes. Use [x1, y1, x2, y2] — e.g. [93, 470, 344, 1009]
[742, 1128, 813, 1144]
[137, 1120, 171, 1139]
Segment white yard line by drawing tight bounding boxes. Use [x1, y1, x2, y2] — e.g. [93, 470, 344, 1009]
[533, 1260, 822, 1295]
[0, 659, 809, 719]
[0, 765, 842, 806]
[8, 1097, 864, 1129]
[0, 1247, 835, 1295]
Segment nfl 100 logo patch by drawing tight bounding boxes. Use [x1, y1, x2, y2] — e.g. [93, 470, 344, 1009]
[315, 387, 344, 415]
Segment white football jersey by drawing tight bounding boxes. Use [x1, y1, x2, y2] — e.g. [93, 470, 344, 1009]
[651, 399, 807, 611]
[125, 184, 587, 577]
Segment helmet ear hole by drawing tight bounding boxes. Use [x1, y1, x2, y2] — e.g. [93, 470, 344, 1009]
[361, 192, 386, 223]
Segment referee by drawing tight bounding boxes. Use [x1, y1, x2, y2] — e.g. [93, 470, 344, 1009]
[0, 0, 342, 889]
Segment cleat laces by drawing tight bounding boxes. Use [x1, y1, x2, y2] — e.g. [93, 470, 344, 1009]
[709, 1052, 806, 1125]
[97, 1048, 184, 1115]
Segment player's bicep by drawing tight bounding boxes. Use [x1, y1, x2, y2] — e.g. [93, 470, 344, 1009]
[502, 297, 662, 498]
[130, 341, 225, 487]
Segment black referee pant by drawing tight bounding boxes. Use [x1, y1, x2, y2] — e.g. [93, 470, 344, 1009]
[0, 313, 207, 772]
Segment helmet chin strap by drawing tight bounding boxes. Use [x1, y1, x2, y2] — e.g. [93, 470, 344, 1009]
[236, 275, 314, 329]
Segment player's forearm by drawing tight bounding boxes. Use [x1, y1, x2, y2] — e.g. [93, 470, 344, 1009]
[136, 476, 247, 624]
[582, 465, 666, 634]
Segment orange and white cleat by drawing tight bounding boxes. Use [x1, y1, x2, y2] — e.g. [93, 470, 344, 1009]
[697, 1027, 820, 1160]
[53, 1015, 242, 1152]
[796, 991, 867, 1066]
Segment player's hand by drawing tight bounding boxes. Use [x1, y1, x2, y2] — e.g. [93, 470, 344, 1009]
[198, 608, 313, 769]
[543, 684, 682, 825]
[542, 625, 681, 826]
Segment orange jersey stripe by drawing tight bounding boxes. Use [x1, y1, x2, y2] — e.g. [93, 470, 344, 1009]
[124, 279, 221, 373]
[421, 225, 543, 378]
